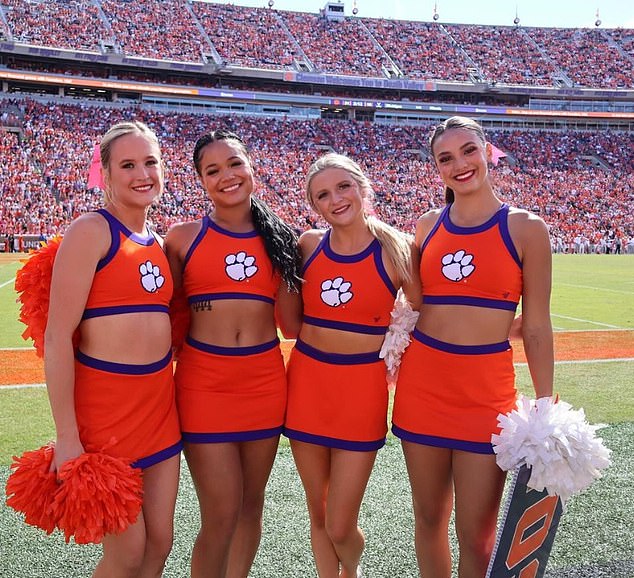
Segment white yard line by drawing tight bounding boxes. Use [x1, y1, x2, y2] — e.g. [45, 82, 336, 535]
[0, 277, 16, 289]
[557, 282, 634, 295]
[551, 313, 621, 329]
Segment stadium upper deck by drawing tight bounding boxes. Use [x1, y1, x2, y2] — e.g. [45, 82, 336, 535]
[0, 0, 632, 92]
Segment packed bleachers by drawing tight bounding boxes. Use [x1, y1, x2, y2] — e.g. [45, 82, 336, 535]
[1, 0, 108, 51]
[1, 1, 632, 88]
[443, 25, 559, 86]
[191, 2, 298, 69]
[526, 27, 634, 88]
[1, 98, 632, 253]
[99, 0, 207, 62]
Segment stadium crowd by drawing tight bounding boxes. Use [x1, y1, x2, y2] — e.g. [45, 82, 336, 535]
[1, 98, 632, 254]
[0, 0, 632, 88]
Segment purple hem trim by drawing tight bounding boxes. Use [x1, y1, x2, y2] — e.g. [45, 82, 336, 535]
[182, 426, 282, 443]
[82, 304, 169, 320]
[371, 242, 398, 297]
[295, 338, 381, 365]
[283, 427, 385, 452]
[412, 328, 510, 355]
[75, 349, 172, 374]
[392, 424, 494, 454]
[301, 230, 328, 275]
[443, 203, 507, 235]
[132, 440, 183, 469]
[423, 295, 518, 312]
[186, 335, 279, 356]
[188, 292, 274, 305]
[302, 315, 388, 335]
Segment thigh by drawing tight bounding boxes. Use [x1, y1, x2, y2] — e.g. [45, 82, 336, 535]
[239, 436, 280, 500]
[141, 454, 181, 543]
[452, 451, 506, 538]
[290, 440, 332, 514]
[401, 441, 454, 521]
[185, 442, 243, 519]
[326, 449, 377, 524]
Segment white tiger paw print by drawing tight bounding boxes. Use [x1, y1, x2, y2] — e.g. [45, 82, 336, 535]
[225, 251, 258, 281]
[139, 260, 165, 293]
[441, 250, 475, 281]
[320, 276, 353, 307]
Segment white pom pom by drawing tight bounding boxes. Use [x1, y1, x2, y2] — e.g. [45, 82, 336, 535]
[492, 395, 611, 503]
[379, 289, 419, 391]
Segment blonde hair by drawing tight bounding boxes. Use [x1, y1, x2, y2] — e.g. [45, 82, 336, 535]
[306, 153, 412, 284]
[100, 121, 162, 204]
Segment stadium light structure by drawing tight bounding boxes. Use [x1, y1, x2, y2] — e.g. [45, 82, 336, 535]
[352, 0, 358, 15]
[432, 2, 439, 21]
[268, 0, 274, 8]
[514, 5, 520, 26]
[594, 8, 601, 27]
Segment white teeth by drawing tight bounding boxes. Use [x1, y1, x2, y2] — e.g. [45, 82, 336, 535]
[222, 183, 240, 192]
[454, 170, 475, 181]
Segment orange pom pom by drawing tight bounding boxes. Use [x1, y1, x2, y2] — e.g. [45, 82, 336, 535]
[14, 236, 80, 357]
[5, 444, 59, 534]
[52, 452, 144, 544]
[170, 287, 190, 359]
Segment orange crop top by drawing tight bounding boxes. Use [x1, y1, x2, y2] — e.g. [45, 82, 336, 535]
[182, 216, 279, 306]
[302, 229, 397, 335]
[82, 209, 173, 319]
[420, 203, 522, 312]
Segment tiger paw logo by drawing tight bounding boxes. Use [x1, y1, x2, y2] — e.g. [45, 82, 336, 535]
[225, 251, 258, 281]
[441, 250, 475, 281]
[139, 260, 165, 293]
[320, 276, 353, 307]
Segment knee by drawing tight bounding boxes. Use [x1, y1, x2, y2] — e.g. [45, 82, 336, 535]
[145, 529, 174, 567]
[456, 527, 495, 567]
[240, 489, 266, 521]
[325, 516, 359, 547]
[413, 500, 452, 533]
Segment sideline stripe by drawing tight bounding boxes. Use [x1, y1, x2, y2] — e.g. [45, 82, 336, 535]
[0, 383, 46, 390]
[551, 313, 621, 329]
[557, 282, 634, 295]
[515, 357, 634, 367]
[0, 277, 16, 289]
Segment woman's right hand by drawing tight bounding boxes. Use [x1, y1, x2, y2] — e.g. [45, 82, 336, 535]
[51, 436, 85, 475]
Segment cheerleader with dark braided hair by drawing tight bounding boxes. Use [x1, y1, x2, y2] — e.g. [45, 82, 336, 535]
[165, 129, 301, 578]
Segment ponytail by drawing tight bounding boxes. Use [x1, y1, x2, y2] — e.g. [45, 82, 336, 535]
[250, 197, 302, 292]
[366, 215, 413, 285]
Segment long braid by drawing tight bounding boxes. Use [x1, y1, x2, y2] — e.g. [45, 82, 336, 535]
[250, 196, 302, 292]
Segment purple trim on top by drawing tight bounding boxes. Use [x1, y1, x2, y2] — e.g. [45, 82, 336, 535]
[423, 295, 518, 312]
[82, 304, 169, 320]
[186, 335, 279, 356]
[207, 217, 258, 239]
[323, 230, 379, 264]
[183, 215, 211, 267]
[442, 203, 506, 235]
[371, 241, 398, 297]
[391, 424, 494, 454]
[498, 206, 523, 269]
[301, 230, 329, 275]
[413, 328, 510, 355]
[283, 427, 385, 451]
[182, 426, 282, 444]
[132, 440, 183, 469]
[76, 349, 172, 375]
[421, 205, 451, 253]
[188, 292, 274, 305]
[295, 338, 381, 365]
[95, 209, 155, 272]
[302, 315, 388, 335]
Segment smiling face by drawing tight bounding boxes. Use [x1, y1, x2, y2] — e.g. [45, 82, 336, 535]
[308, 167, 366, 227]
[431, 127, 492, 198]
[103, 131, 163, 210]
[195, 138, 254, 210]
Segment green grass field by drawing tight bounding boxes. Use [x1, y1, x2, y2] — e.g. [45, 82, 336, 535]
[0, 253, 633, 577]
